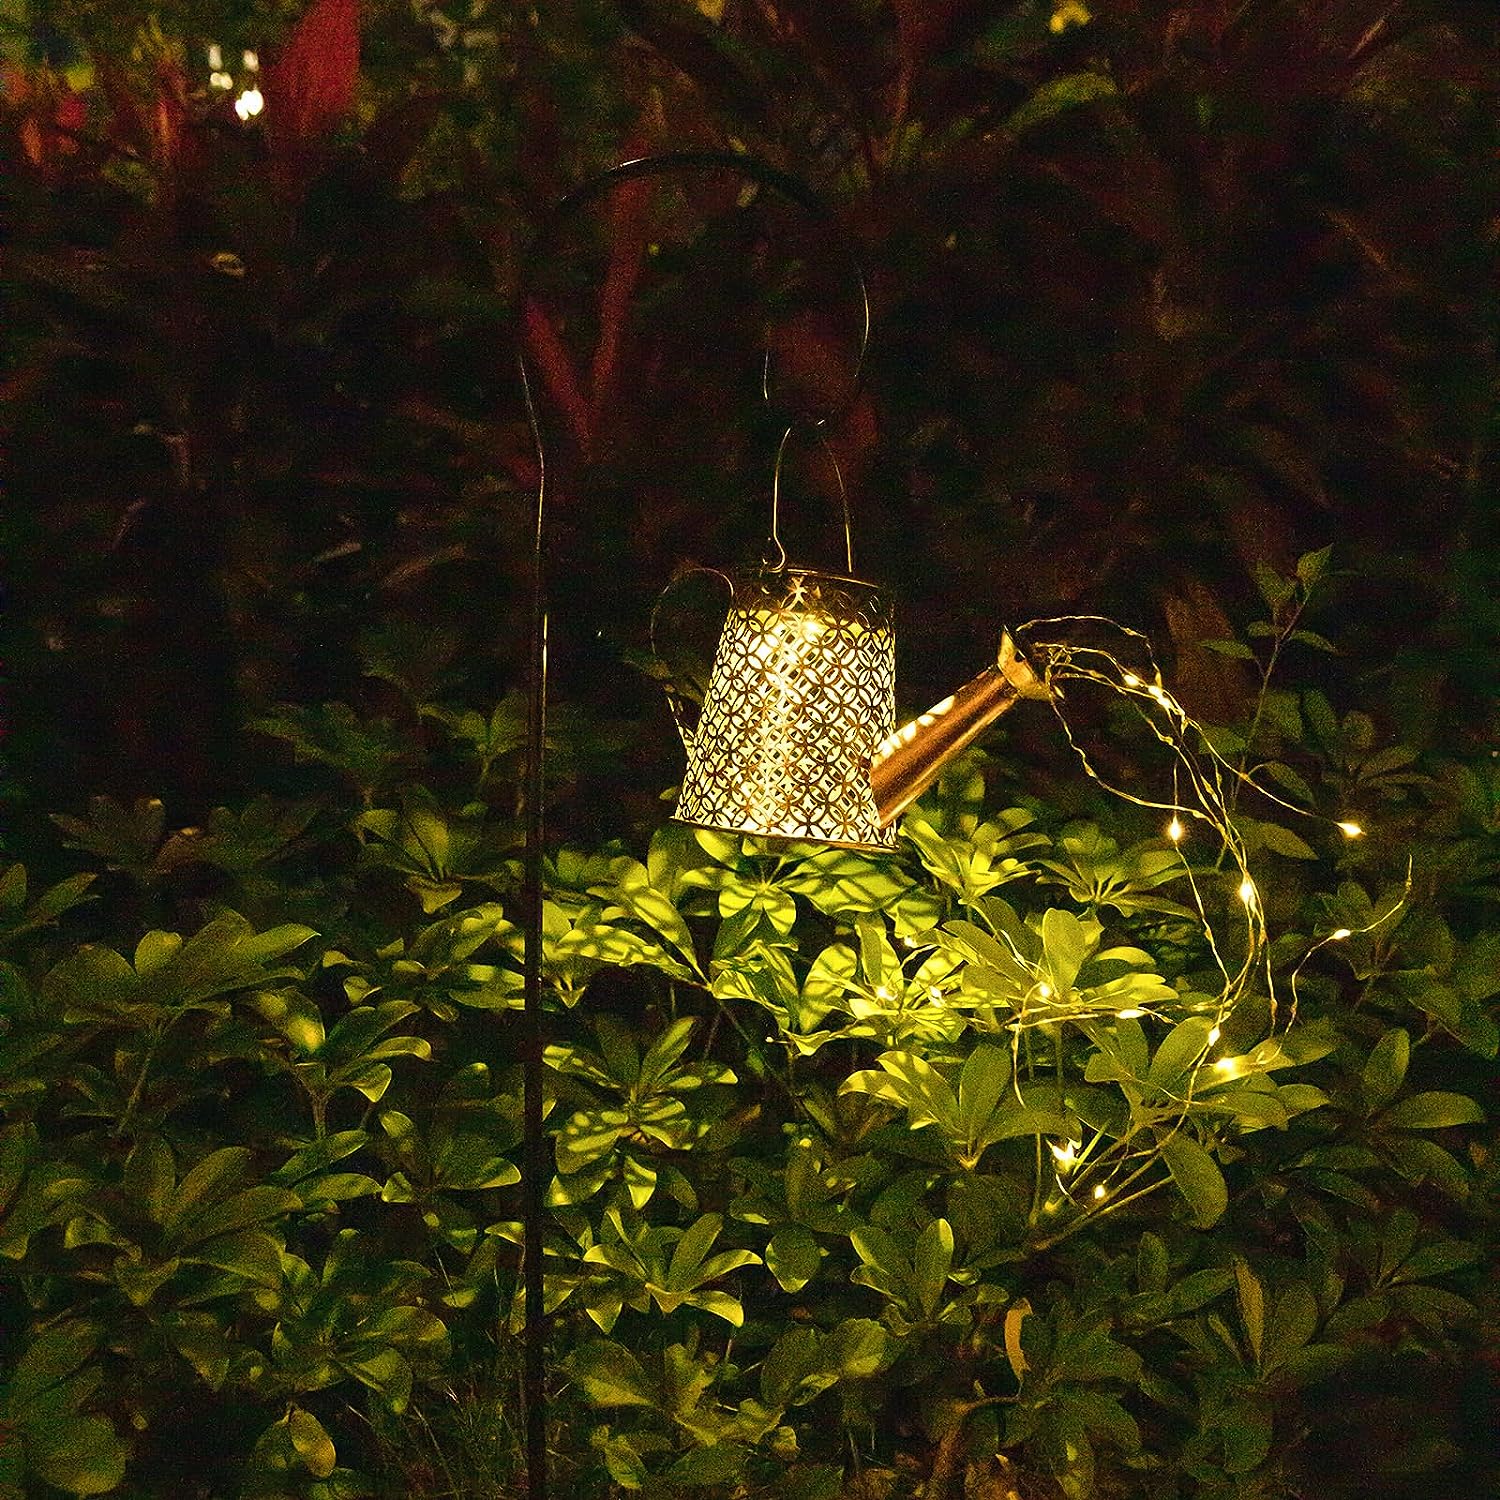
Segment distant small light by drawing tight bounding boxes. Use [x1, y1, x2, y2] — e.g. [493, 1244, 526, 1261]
[875, 985, 895, 1002]
[1092, 1183, 1107, 1201]
[1238, 877, 1256, 905]
[1214, 1057, 1237, 1073]
[1331, 927, 1352, 941]
[210, 70, 233, 89]
[1037, 982, 1053, 999]
[1123, 672, 1141, 688]
[1337, 821, 1364, 839]
[1049, 1140, 1078, 1169]
[243, 50, 260, 71]
[207, 43, 223, 70]
[1207, 1025, 1221, 1045]
[1167, 816, 1184, 843]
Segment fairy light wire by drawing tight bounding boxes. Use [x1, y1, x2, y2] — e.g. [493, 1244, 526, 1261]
[915, 613, 1396, 1240]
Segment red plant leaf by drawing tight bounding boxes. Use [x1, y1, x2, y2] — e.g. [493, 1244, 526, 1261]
[264, 0, 361, 150]
[589, 129, 659, 427]
[523, 299, 593, 456]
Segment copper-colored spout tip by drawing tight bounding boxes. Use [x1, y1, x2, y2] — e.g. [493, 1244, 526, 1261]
[871, 633, 1048, 827]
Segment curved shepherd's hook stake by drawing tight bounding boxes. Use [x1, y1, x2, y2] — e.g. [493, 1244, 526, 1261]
[513, 149, 869, 1500]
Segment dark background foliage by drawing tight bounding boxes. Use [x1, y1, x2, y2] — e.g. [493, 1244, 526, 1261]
[3, 0, 1495, 842]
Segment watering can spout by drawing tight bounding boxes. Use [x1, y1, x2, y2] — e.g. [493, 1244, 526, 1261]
[871, 633, 1049, 828]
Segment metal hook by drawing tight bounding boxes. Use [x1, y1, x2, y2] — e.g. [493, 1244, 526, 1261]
[768, 423, 855, 575]
[758, 266, 871, 429]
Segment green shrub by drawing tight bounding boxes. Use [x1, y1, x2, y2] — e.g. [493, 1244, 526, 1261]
[2, 556, 1495, 1500]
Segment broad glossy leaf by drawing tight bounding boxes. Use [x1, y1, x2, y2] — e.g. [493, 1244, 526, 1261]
[1162, 1134, 1227, 1228]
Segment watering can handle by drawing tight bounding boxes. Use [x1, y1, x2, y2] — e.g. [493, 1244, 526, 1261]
[649, 565, 736, 750]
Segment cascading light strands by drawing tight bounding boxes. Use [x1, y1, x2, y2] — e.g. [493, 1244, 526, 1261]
[675, 568, 898, 851]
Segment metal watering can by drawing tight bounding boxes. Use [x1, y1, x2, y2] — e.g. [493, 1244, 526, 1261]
[669, 474, 1048, 852]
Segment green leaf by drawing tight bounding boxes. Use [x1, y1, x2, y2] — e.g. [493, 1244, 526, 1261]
[1148, 1019, 1214, 1092]
[1361, 1029, 1409, 1113]
[288, 1408, 337, 1478]
[910, 1218, 954, 1319]
[1263, 1283, 1317, 1371]
[8, 1321, 99, 1409]
[1201, 639, 1255, 660]
[27, 1414, 128, 1496]
[1006, 71, 1117, 135]
[1380, 1092, 1484, 1130]
[1296, 546, 1333, 588]
[1220, 1394, 1273, 1474]
[824, 1319, 887, 1378]
[766, 1226, 822, 1293]
[1162, 1135, 1227, 1228]
[1258, 822, 1317, 860]
[1392, 1239, 1479, 1284]
[565, 1340, 656, 1407]
[1234, 1259, 1264, 1363]
[668, 1213, 724, 1286]
[664, 1444, 746, 1486]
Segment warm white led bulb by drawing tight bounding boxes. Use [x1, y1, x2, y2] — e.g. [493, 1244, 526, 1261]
[1337, 820, 1364, 839]
[1238, 877, 1256, 904]
[234, 87, 264, 120]
[1115, 1008, 1145, 1020]
[1167, 816, 1184, 843]
[1092, 1183, 1108, 1201]
[1331, 927, 1352, 941]
[1207, 1025, 1221, 1045]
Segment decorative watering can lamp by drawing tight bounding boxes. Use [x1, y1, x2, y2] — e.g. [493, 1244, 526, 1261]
[673, 563, 1049, 848]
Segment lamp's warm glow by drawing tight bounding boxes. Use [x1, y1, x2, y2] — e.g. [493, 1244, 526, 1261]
[1332, 927, 1352, 940]
[1337, 820, 1364, 839]
[234, 87, 264, 120]
[1167, 815, 1184, 843]
[1238, 877, 1256, 905]
[675, 568, 897, 850]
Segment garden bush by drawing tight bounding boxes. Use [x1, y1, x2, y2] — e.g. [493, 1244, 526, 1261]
[2, 551, 1495, 1499]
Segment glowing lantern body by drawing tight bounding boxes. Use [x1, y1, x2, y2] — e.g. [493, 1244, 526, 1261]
[675, 567, 898, 850]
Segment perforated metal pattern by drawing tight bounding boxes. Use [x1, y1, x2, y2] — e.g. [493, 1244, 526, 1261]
[675, 568, 897, 851]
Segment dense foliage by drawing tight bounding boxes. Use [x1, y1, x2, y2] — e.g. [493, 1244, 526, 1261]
[2, 3, 1497, 1499]
[2, 552, 1497, 1498]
